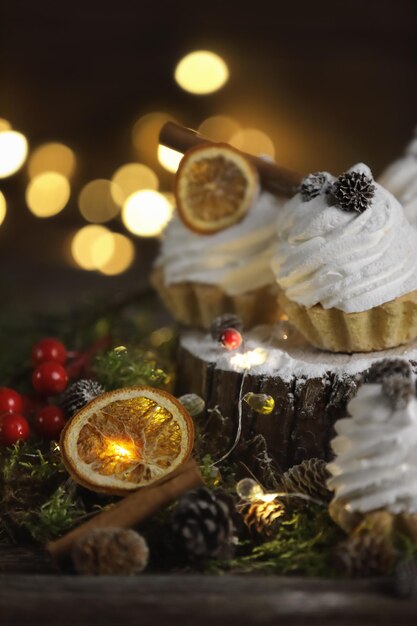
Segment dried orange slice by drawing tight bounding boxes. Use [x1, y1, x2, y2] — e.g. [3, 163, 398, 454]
[175, 143, 259, 234]
[60, 386, 194, 495]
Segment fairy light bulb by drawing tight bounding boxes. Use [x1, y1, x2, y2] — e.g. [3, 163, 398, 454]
[236, 478, 264, 502]
[243, 392, 275, 415]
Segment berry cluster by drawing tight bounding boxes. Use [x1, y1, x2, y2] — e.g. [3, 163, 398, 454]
[0, 337, 69, 447]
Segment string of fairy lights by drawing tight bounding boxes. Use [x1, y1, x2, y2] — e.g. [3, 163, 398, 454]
[0, 49, 277, 277]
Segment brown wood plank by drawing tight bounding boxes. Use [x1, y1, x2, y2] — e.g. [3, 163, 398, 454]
[0, 573, 415, 626]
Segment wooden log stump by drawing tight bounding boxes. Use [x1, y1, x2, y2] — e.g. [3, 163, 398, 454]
[177, 325, 417, 471]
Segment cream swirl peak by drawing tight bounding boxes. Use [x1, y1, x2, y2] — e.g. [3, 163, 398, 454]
[156, 191, 284, 296]
[271, 163, 417, 313]
[378, 133, 417, 228]
[327, 380, 417, 514]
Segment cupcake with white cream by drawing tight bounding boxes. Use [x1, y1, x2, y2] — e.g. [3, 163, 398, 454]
[378, 131, 417, 228]
[271, 163, 417, 352]
[327, 359, 417, 537]
[152, 191, 285, 328]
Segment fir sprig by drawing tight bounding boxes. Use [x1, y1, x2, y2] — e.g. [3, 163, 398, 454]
[92, 346, 171, 391]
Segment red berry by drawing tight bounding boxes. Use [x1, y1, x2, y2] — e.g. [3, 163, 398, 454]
[31, 338, 67, 366]
[0, 387, 22, 414]
[219, 328, 243, 351]
[32, 361, 69, 396]
[0, 413, 30, 446]
[34, 406, 66, 440]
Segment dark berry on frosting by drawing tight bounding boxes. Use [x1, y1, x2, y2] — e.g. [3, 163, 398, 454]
[300, 172, 329, 202]
[366, 359, 413, 384]
[331, 170, 376, 213]
[382, 375, 414, 410]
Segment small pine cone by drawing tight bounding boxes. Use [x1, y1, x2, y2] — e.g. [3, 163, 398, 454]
[366, 358, 412, 384]
[72, 528, 149, 575]
[333, 532, 396, 577]
[394, 559, 417, 598]
[172, 488, 237, 562]
[382, 375, 414, 409]
[280, 458, 331, 503]
[241, 499, 285, 540]
[331, 169, 375, 213]
[60, 379, 105, 417]
[299, 172, 331, 201]
[210, 314, 243, 340]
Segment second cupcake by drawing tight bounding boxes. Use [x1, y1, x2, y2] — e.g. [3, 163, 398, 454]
[272, 163, 417, 353]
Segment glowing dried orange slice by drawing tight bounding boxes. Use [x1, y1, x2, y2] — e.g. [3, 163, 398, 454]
[175, 143, 259, 234]
[60, 386, 194, 495]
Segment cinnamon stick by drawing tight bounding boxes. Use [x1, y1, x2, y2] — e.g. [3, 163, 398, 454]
[159, 122, 303, 198]
[47, 459, 202, 562]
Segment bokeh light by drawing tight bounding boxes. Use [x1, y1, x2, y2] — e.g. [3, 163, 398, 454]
[157, 145, 183, 173]
[0, 131, 28, 178]
[111, 163, 158, 204]
[28, 143, 76, 179]
[0, 119, 11, 132]
[71, 225, 111, 270]
[122, 190, 173, 237]
[132, 112, 176, 163]
[174, 51, 229, 95]
[26, 172, 71, 217]
[0, 192, 7, 226]
[78, 179, 123, 223]
[198, 115, 241, 142]
[100, 233, 135, 275]
[229, 128, 275, 158]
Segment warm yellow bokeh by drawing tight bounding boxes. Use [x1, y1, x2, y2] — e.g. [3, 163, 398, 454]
[122, 190, 173, 237]
[0, 119, 11, 132]
[198, 115, 241, 142]
[174, 51, 229, 95]
[26, 172, 71, 217]
[100, 233, 135, 275]
[78, 179, 123, 223]
[28, 143, 76, 179]
[157, 145, 183, 173]
[0, 191, 7, 226]
[132, 112, 176, 162]
[71, 225, 111, 270]
[0, 131, 28, 178]
[229, 128, 275, 158]
[111, 163, 158, 204]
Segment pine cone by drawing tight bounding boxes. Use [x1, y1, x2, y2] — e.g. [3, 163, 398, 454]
[241, 499, 285, 540]
[331, 170, 375, 213]
[60, 379, 105, 417]
[333, 532, 396, 577]
[210, 314, 243, 340]
[394, 559, 417, 598]
[72, 528, 149, 575]
[382, 375, 414, 409]
[366, 358, 412, 384]
[172, 488, 237, 562]
[280, 458, 331, 503]
[300, 172, 330, 201]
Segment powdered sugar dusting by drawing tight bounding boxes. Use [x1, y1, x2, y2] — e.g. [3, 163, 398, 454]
[181, 325, 417, 381]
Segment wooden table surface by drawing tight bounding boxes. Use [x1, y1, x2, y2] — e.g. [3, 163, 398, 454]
[1, 546, 416, 626]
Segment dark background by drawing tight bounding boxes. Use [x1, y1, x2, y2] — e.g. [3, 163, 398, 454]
[1, 0, 417, 309]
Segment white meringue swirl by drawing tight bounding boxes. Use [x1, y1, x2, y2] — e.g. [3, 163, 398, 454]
[378, 137, 417, 227]
[271, 163, 417, 313]
[156, 191, 284, 296]
[327, 383, 417, 514]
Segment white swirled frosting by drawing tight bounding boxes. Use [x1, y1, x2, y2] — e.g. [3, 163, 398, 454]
[327, 383, 417, 514]
[156, 192, 284, 296]
[378, 136, 417, 228]
[271, 163, 417, 313]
